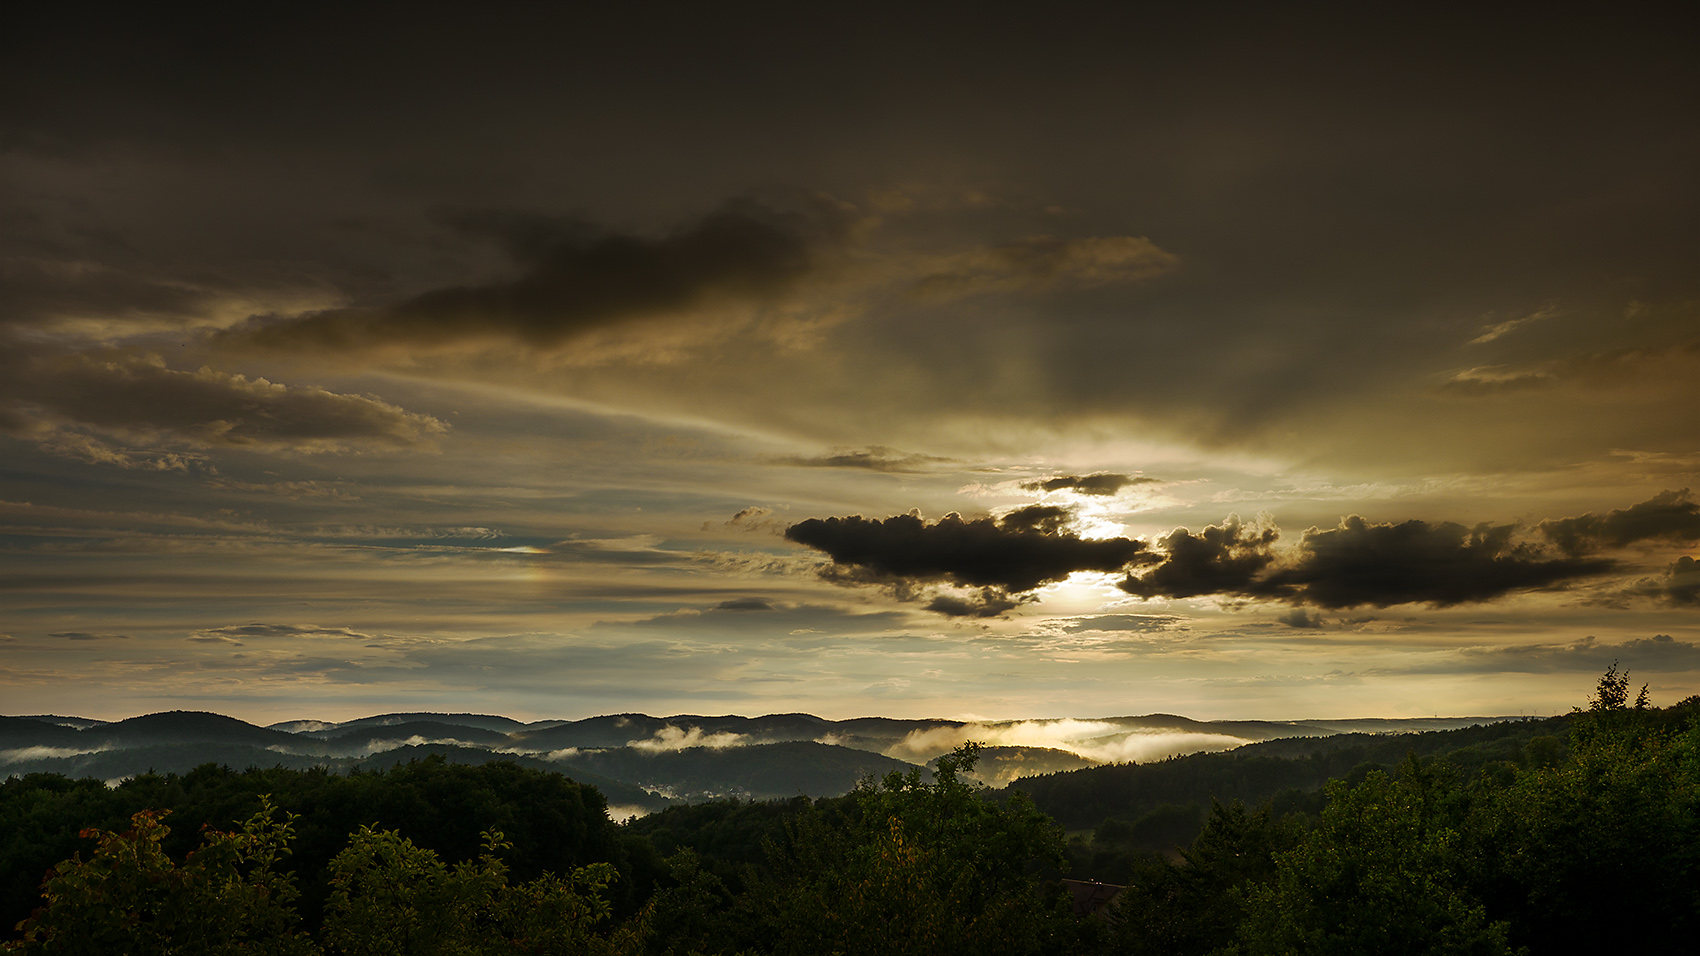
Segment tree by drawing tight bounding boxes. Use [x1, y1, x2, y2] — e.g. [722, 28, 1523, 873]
[1235, 759, 1518, 956]
[1469, 672, 1699, 953]
[322, 826, 641, 956]
[755, 744, 1072, 956]
[1107, 800, 1300, 956]
[6, 798, 319, 955]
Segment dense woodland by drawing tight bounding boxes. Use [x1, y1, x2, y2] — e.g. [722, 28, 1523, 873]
[3, 667, 1695, 954]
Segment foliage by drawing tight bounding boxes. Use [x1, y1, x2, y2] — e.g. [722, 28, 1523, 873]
[1, 757, 638, 934]
[322, 827, 639, 956]
[1105, 800, 1300, 956]
[5, 798, 318, 955]
[1235, 759, 1519, 956]
[753, 743, 1073, 956]
[1469, 669, 1699, 953]
[1229, 665, 1697, 956]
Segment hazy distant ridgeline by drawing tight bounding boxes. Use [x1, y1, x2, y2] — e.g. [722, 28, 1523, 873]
[1, 709, 1515, 804]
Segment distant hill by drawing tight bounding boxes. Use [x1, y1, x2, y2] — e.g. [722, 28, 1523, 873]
[0, 741, 670, 812]
[316, 720, 520, 751]
[348, 745, 668, 811]
[1007, 714, 1572, 829]
[564, 740, 918, 801]
[295, 712, 532, 735]
[8, 715, 108, 730]
[1, 711, 318, 757]
[0, 716, 88, 750]
[2, 708, 1532, 810]
[91, 711, 312, 751]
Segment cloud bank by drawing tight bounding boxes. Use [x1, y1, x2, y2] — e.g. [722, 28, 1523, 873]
[885, 719, 1248, 765]
[226, 200, 833, 353]
[0, 343, 446, 456]
[1021, 473, 1154, 496]
[1538, 489, 1700, 556]
[785, 511, 1149, 615]
[627, 725, 751, 752]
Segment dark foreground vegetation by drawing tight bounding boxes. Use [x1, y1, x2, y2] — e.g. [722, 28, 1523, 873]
[4, 667, 1695, 954]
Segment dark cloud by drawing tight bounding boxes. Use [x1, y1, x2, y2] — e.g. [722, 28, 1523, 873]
[1117, 513, 1616, 609]
[0, 258, 224, 330]
[1278, 609, 1324, 629]
[706, 507, 786, 535]
[777, 446, 958, 473]
[1259, 517, 1614, 609]
[0, 340, 446, 454]
[785, 511, 1149, 613]
[1538, 489, 1700, 556]
[1120, 515, 1279, 599]
[1021, 473, 1153, 496]
[925, 588, 1029, 618]
[714, 598, 775, 612]
[1621, 556, 1700, 608]
[997, 504, 1074, 534]
[224, 200, 832, 352]
[48, 631, 130, 641]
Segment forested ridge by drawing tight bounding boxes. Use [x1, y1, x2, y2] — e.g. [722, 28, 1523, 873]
[4, 668, 1695, 954]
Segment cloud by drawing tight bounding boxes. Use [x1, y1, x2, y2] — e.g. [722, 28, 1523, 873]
[203, 478, 360, 500]
[1020, 473, 1154, 496]
[0, 744, 116, 762]
[627, 725, 750, 753]
[48, 631, 132, 641]
[1467, 304, 1559, 345]
[1057, 614, 1189, 633]
[194, 623, 378, 642]
[1442, 365, 1558, 393]
[1442, 341, 1699, 398]
[996, 504, 1075, 534]
[706, 507, 787, 535]
[1120, 514, 1280, 599]
[1116, 512, 1615, 609]
[912, 235, 1179, 298]
[356, 735, 492, 756]
[1278, 608, 1324, 629]
[1620, 556, 1700, 607]
[224, 199, 835, 353]
[714, 598, 775, 612]
[924, 587, 1031, 618]
[794, 505, 1622, 614]
[785, 511, 1149, 614]
[776, 445, 958, 472]
[1449, 634, 1700, 674]
[0, 341, 447, 456]
[1259, 516, 1614, 609]
[0, 258, 229, 331]
[1538, 489, 1700, 556]
[883, 719, 1247, 765]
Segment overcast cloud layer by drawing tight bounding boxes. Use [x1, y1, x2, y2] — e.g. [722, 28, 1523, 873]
[2, 5, 1695, 723]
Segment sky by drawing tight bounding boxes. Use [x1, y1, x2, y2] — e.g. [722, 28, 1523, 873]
[2, 4, 1696, 725]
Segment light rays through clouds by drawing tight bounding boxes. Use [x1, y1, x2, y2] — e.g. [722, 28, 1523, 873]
[2, 4, 1696, 722]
